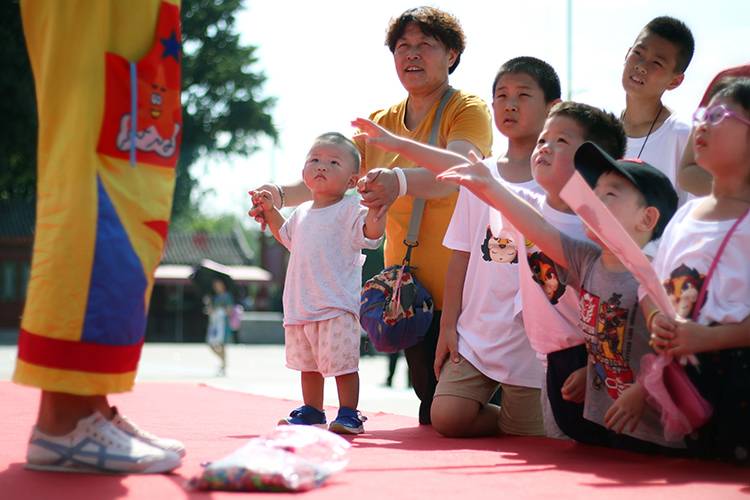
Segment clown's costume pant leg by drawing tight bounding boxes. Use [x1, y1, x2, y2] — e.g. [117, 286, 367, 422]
[15, 0, 182, 395]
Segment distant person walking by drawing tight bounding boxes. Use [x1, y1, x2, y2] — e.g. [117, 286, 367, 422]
[205, 279, 233, 376]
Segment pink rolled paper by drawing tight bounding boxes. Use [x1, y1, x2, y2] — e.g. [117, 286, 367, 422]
[559, 171, 676, 318]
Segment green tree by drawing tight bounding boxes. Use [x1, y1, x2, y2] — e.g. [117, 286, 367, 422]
[178, 0, 277, 223]
[0, 0, 37, 201]
[0, 0, 277, 219]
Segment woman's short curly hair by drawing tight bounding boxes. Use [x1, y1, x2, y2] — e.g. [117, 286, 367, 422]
[385, 6, 465, 74]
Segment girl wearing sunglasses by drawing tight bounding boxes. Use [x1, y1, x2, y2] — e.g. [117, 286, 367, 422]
[648, 77, 750, 464]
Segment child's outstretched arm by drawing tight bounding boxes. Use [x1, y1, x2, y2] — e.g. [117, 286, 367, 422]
[438, 151, 569, 268]
[352, 117, 471, 175]
[250, 190, 286, 244]
[353, 117, 483, 201]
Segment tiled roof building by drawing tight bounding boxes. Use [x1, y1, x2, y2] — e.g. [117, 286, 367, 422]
[162, 227, 255, 266]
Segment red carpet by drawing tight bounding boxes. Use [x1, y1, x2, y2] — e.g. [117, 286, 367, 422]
[1, 381, 748, 499]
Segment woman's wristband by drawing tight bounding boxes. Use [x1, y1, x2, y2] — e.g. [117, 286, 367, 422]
[392, 167, 407, 197]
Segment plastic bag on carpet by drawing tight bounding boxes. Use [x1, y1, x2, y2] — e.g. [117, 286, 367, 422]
[188, 425, 351, 492]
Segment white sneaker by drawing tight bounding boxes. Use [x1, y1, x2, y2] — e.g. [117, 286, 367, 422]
[26, 412, 181, 474]
[110, 407, 186, 458]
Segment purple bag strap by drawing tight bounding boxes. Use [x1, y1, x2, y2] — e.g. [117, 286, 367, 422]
[691, 207, 750, 321]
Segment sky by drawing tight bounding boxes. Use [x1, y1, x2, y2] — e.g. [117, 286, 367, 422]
[195, 0, 750, 222]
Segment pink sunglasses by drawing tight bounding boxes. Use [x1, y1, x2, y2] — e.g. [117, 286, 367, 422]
[693, 104, 750, 127]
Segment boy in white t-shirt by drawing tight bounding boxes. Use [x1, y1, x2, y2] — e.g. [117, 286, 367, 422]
[412, 102, 626, 440]
[620, 16, 694, 205]
[355, 57, 562, 436]
[252, 132, 384, 435]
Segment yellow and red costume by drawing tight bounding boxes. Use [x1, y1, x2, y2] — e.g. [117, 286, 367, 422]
[14, 0, 182, 395]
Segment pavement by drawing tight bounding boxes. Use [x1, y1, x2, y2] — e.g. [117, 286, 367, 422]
[0, 343, 419, 418]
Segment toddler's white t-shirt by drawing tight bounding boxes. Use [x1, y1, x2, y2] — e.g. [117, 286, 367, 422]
[279, 195, 381, 326]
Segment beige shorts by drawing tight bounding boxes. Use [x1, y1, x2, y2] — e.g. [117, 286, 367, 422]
[284, 312, 360, 377]
[434, 355, 544, 436]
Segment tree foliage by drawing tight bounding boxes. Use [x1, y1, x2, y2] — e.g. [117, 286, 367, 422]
[0, 0, 277, 221]
[0, 0, 37, 201]
[177, 0, 277, 223]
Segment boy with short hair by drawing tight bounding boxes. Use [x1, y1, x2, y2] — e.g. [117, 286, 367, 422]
[355, 56, 561, 437]
[433, 57, 563, 437]
[620, 16, 694, 204]
[511, 103, 627, 440]
[252, 132, 385, 435]
[438, 141, 684, 451]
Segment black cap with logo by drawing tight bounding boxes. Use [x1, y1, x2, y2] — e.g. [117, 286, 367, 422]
[573, 141, 679, 240]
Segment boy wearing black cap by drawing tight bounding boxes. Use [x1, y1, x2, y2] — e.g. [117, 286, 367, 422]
[437, 141, 684, 452]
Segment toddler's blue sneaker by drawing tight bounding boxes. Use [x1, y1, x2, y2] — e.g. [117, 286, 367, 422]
[328, 407, 367, 435]
[278, 405, 326, 427]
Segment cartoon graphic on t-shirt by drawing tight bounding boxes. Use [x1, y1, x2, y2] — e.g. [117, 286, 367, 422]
[529, 251, 565, 303]
[481, 226, 518, 264]
[664, 263, 706, 319]
[579, 290, 633, 400]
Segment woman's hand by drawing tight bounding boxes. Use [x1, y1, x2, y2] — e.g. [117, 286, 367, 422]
[248, 189, 277, 229]
[248, 184, 281, 230]
[357, 168, 397, 220]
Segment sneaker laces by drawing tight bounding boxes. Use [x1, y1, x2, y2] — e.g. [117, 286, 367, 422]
[111, 408, 159, 442]
[111, 407, 186, 457]
[85, 414, 132, 451]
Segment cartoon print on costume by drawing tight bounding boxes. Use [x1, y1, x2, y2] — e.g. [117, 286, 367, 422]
[664, 263, 706, 319]
[115, 65, 181, 158]
[97, 6, 182, 168]
[529, 251, 565, 304]
[13, 1, 182, 396]
[579, 290, 633, 400]
[480, 226, 519, 263]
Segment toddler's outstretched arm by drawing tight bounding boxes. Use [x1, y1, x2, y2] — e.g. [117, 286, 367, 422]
[438, 151, 569, 268]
